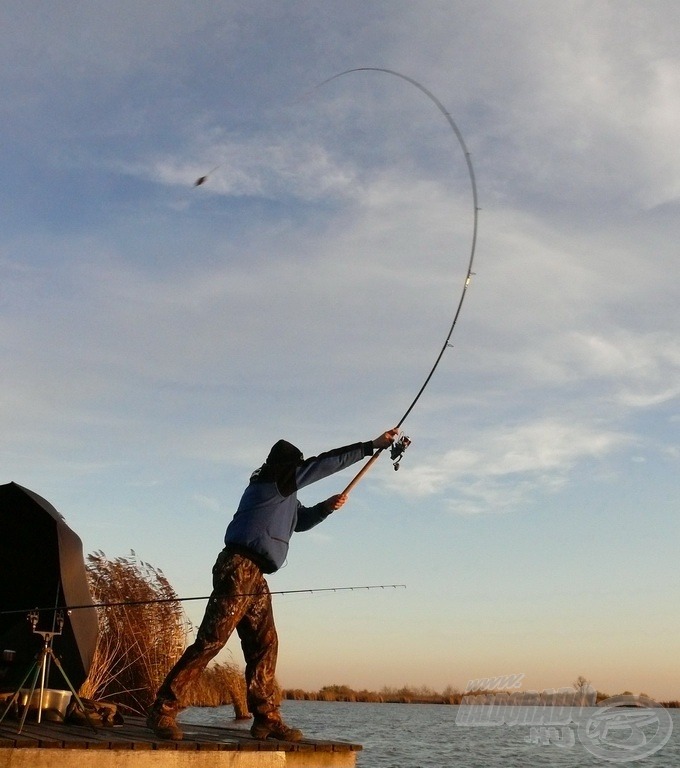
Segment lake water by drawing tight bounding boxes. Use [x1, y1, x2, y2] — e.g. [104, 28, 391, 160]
[179, 700, 680, 767]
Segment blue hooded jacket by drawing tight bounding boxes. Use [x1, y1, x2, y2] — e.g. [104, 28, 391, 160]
[224, 439, 374, 572]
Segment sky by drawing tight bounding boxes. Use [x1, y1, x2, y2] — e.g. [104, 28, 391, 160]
[1, 1, 679, 701]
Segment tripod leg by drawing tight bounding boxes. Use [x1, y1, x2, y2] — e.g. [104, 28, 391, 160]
[48, 651, 98, 733]
[17, 654, 45, 734]
[0, 659, 39, 725]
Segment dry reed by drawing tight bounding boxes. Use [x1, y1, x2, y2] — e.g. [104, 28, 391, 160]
[183, 661, 250, 719]
[80, 550, 188, 713]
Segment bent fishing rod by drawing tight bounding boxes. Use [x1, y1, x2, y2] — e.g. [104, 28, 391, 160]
[323, 69, 479, 495]
[193, 68, 479, 494]
[0, 584, 406, 617]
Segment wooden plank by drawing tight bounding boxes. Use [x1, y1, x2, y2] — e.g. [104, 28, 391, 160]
[0, 712, 362, 755]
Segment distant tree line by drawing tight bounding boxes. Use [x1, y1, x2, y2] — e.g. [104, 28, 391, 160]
[283, 683, 680, 708]
[285, 684, 465, 704]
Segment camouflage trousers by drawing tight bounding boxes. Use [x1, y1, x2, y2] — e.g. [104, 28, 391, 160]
[154, 548, 279, 721]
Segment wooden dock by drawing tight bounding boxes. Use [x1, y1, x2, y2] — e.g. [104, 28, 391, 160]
[0, 714, 361, 767]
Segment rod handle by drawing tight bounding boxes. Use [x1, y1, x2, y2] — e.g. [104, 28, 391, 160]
[342, 448, 384, 496]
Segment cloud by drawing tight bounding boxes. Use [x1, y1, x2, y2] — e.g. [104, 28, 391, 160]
[125, 136, 361, 202]
[499, 328, 680, 407]
[564, 331, 680, 406]
[385, 2, 680, 216]
[394, 417, 631, 512]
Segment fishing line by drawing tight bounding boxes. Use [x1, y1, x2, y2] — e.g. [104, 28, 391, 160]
[0, 584, 406, 616]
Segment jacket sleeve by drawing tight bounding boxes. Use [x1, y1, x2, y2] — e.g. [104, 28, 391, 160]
[294, 500, 334, 532]
[291, 441, 374, 493]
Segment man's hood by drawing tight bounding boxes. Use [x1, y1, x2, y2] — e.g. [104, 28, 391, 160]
[249, 439, 303, 495]
[265, 439, 303, 468]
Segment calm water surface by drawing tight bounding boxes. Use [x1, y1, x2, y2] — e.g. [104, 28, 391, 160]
[180, 700, 680, 768]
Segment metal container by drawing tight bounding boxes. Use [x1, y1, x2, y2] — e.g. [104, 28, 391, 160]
[19, 688, 72, 722]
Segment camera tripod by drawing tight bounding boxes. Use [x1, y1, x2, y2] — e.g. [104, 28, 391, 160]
[0, 610, 96, 734]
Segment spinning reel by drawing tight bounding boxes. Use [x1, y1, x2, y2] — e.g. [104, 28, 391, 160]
[390, 434, 411, 470]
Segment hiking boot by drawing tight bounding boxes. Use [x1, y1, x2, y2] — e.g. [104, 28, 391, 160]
[251, 718, 303, 741]
[147, 706, 183, 740]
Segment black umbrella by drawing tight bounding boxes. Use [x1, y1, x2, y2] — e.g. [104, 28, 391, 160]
[0, 482, 98, 692]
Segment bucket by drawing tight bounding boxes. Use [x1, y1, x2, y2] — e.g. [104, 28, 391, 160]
[19, 689, 72, 722]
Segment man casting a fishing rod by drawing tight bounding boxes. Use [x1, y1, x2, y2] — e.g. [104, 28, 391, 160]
[148, 427, 399, 742]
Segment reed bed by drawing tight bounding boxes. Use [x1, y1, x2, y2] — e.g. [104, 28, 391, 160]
[183, 660, 250, 719]
[80, 551, 187, 713]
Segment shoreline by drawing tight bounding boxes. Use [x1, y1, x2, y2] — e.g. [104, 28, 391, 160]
[282, 687, 680, 708]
